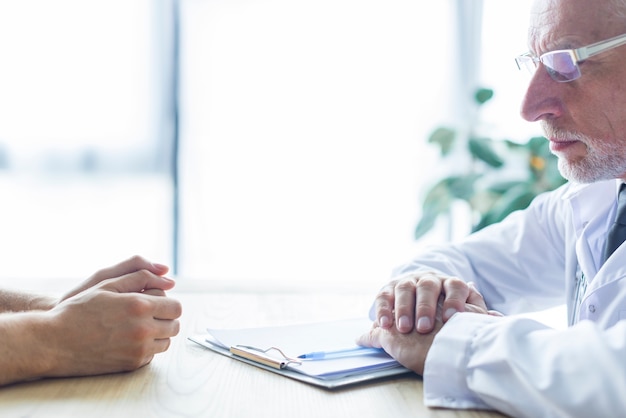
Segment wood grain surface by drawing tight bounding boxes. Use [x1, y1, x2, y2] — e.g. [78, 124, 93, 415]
[0, 280, 506, 418]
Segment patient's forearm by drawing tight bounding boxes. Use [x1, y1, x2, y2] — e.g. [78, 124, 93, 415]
[0, 289, 55, 313]
[0, 311, 53, 386]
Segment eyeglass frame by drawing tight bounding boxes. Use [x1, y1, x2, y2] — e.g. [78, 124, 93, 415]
[515, 32, 626, 82]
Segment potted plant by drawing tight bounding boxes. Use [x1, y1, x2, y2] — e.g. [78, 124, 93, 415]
[414, 88, 567, 240]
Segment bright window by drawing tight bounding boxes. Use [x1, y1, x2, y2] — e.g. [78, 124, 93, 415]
[0, 0, 538, 284]
[480, 0, 540, 141]
[0, 0, 173, 279]
[177, 0, 456, 285]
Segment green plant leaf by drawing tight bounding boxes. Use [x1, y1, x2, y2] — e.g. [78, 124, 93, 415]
[485, 180, 528, 195]
[545, 164, 567, 189]
[414, 214, 439, 240]
[414, 181, 453, 239]
[503, 139, 526, 150]
[445, 174, 480, 200]
[468, 137, 504, 168]
[473, 183, 535, 231]
[474, 88, 494, 105]
[428, 127, 456, 156]
[526, 136, 548, 154]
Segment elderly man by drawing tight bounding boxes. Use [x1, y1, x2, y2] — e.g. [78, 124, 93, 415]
[359, 0, 626, 416]
[0, 256, 181, 386]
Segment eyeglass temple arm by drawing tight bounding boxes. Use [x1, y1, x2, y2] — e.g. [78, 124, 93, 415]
[576, 34, 626, 60]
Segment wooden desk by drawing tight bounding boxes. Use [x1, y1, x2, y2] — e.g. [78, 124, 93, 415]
[0, 280, 506, 418]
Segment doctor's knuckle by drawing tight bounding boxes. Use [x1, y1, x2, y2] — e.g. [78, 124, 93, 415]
[377, 285, 395, 299]
[395, 279, 416, 292]
[445, 277, 465, 289]
[416, 277, 440, 293]
[375, 299, 393, 314]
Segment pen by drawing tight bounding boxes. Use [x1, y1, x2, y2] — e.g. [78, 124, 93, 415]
[297, 347, 385, 360]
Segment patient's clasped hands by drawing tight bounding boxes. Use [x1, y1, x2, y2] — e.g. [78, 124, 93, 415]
[45, 257, 183, 378]
[0, 256, 182, 386]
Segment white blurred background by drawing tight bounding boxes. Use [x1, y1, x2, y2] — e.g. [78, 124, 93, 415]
[0, 0, 539, 285]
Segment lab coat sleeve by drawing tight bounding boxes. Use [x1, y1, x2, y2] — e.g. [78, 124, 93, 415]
[424, 312, 626, 417]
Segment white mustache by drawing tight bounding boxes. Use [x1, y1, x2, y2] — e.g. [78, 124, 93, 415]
[541, 123, 590, 143]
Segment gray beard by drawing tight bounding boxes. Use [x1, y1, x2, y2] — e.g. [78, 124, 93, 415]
[556, 145, 626, 183]
[541, 122, 626, 183]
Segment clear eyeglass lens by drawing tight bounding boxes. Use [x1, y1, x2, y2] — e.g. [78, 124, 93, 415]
[541, 50, 581, 82]
[515, 50, 582, 82]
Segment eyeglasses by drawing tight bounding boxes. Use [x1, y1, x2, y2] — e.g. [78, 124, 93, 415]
[515, 32, 626, 82]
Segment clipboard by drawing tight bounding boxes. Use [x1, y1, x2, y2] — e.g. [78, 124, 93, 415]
[188, 318, 412, 389]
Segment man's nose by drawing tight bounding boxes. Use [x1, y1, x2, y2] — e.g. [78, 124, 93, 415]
[519, 65, 565, 122]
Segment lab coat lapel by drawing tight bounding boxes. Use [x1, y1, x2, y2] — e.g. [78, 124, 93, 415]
[567, 180, 615, 281]
[579, 180, 626, 292]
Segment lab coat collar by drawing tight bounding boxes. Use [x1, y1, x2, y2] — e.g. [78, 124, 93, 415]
[563, 179, 616, 236]
[565, 180, 617, 279]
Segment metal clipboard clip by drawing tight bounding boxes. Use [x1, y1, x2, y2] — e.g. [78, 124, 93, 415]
[229, 345, 302, 370]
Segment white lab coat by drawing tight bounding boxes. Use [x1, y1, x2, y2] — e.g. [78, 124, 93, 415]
[389, 179, 626, 417]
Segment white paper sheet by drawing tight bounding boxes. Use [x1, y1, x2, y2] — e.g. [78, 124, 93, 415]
[206, 318, 401, 379]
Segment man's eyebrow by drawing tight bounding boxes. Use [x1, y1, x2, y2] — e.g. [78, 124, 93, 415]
[530, 38, 581, 56]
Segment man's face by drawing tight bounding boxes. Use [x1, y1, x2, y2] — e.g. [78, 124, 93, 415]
[520, 0, 626, 183]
